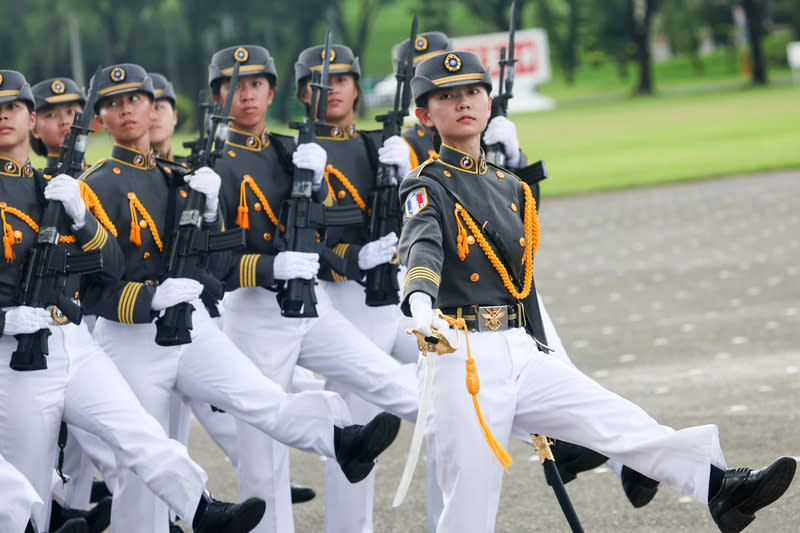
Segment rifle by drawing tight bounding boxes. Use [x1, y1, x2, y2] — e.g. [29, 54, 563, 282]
[181, 90, 211, 167]
[273, 31, 336, 318]
[486, 0, 518, 167]
[364, 15, 418, 307]
[11, 66, 105, 371]
[154, 61, 246, 346]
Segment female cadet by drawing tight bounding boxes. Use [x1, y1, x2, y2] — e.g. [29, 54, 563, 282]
[0, 69, 266, 533]
[398, 52, 796, 533]
[29, 77, 86, 172]
[76, 62, 400, 533]
[292, 42, 418, 533]
[148, 73, 179, 161]
[206, 44, 418, 533]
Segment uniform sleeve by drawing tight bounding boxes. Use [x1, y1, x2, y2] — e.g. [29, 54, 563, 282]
[81, 278, 158, 324]
[398, 179, 444, 316]
[215, 250, 277, 290]
[318, 242, 363, 282]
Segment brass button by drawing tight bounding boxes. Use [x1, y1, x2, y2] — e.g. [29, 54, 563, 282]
[0, 202, 6, 207]
[470, 273, 480, 282]
[496, 170, 505, 178]
[13, 230, 22, 243]
[243, 174, 252, 181]
[254, 202, 262, 211]
[466, 235, 475, 245]
[263, 233, 271, 241]
[228, 150, 236, 157]
[519, 237, 525, 247]
[127, 192, 135, 199]
[443, 170, 451, 177]
[113, 167, 121, 174]
[179, 190, 188, 198]
[143, 251, 150, 259]
[367, 208, 372, 217]
[74, 291, 80, 299]
[510, 203, 517, 212]
[280, 224, 286, 232]
[337, 190, 346, 199]
[139, 220, 147, 228]
[417, 129, 424, 137]
[163, 167, 172, 174]
[455, 202, 462, 210]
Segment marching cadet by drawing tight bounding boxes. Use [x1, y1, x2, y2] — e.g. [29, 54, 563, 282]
[75, 62, 401, 533]
[148, 73, 179, 161]
[293, 41, 418, 533]
[398, 51, 796, 533]
[393, 29, 666, 513]
[29, 77, 87, 172]
[206, 44, 419, 533]
[0, 68, 268, 533]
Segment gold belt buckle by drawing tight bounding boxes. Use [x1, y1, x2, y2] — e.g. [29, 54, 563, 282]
[477, 305, 508, 331]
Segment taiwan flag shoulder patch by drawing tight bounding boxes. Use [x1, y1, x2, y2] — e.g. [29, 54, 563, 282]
[405, 187, 428, 218]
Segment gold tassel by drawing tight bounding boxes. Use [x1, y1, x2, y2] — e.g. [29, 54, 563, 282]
[454, 206, 470, 260]
[128, 198, 141, 246]
[236, 178, 250, 229]
[1, 209, 15, 262]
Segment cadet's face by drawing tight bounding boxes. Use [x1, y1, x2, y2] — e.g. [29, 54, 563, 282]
[32, 101, 82, 153]
[150, 99, 177, 145]
[0, 100, 35, 153]
[218, 74, 274, 134]
[415, 84, 491, 143]
[325, 73, 358, 125]
[97, 92, 154, 145]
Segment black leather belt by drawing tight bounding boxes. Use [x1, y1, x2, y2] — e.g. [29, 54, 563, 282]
[440, 303, 525, 332]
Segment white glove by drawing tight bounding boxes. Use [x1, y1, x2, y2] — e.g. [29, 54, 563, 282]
[150, 278, 203, 311]
[44, 174, 86, 229]
[292, 142, 327, 191]
[184, 167, 221, 214]
[2, 306, 51, 335]
[484, 116, 521, 167]
[408, 292, 449, 338]
[358, 232, 398, 270]
[273, 251, 320, 281]
[378, 136, 412, 178]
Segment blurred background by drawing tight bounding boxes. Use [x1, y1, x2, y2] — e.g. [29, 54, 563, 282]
[7, 0, 800, 193]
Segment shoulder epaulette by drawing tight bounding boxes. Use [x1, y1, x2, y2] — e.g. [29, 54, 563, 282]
[78, 158, 107, 182]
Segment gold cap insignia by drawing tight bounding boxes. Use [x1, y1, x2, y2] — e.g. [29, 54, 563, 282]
[414, 36, 428, 52]
[444, 53, 462, 72]
[110, 67, 126, 83]
[51, 80, 66, 94]
[234, 47, 249, 63]
[321, 48, 336, 63]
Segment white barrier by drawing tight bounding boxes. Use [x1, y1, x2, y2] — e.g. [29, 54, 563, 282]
[788, 42, 800, 85]
[452, 29, 554, 113]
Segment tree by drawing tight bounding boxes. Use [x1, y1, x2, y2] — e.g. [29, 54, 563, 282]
[630, 0, 659, 94]
[534, 0, 580, 84]
[740, 0, 768, 84]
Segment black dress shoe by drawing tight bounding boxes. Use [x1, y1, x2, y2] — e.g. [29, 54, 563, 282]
[192, 494, 266, 533]
[335, 412, 401, 483]
[621, 465, 659, 508]
[51, 518, 90, 533]
[548, 440, 608, 485]
[50, 497, 111, 533]
[709, 456, 796, 533]
[89, 480, 111, 503]
[290, 482, 316, 504]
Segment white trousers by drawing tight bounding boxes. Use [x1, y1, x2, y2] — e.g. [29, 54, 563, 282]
[223, 286, 419, 533]
[0, 452, 42, 533]
[319, 280, 440, 533]
[0, 323, 207, 531]
[423, 326, 726, 533]
[93, 300, 351, 533]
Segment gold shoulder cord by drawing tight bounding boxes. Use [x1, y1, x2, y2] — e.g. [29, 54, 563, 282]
[324, 165, 366, 210]
[127, 194, 163, 250]
[79, 181, 118, 237]
[1, 206, 78, 262]
[236, 175, 279, 229]
[453, 181, 538, 300]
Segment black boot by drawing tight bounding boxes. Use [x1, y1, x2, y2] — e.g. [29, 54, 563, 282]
[40, 518, 89, 533]
[290, 482, 316, 504]
[708, 456, 796, 532]
[50, 497, 112, 533]
[548, 440, 608, 485]
[192, 493, 266, 533]
[335, 412, 401, 483]
[89, 480, 111, 504]
[620, 465, 659, 508]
